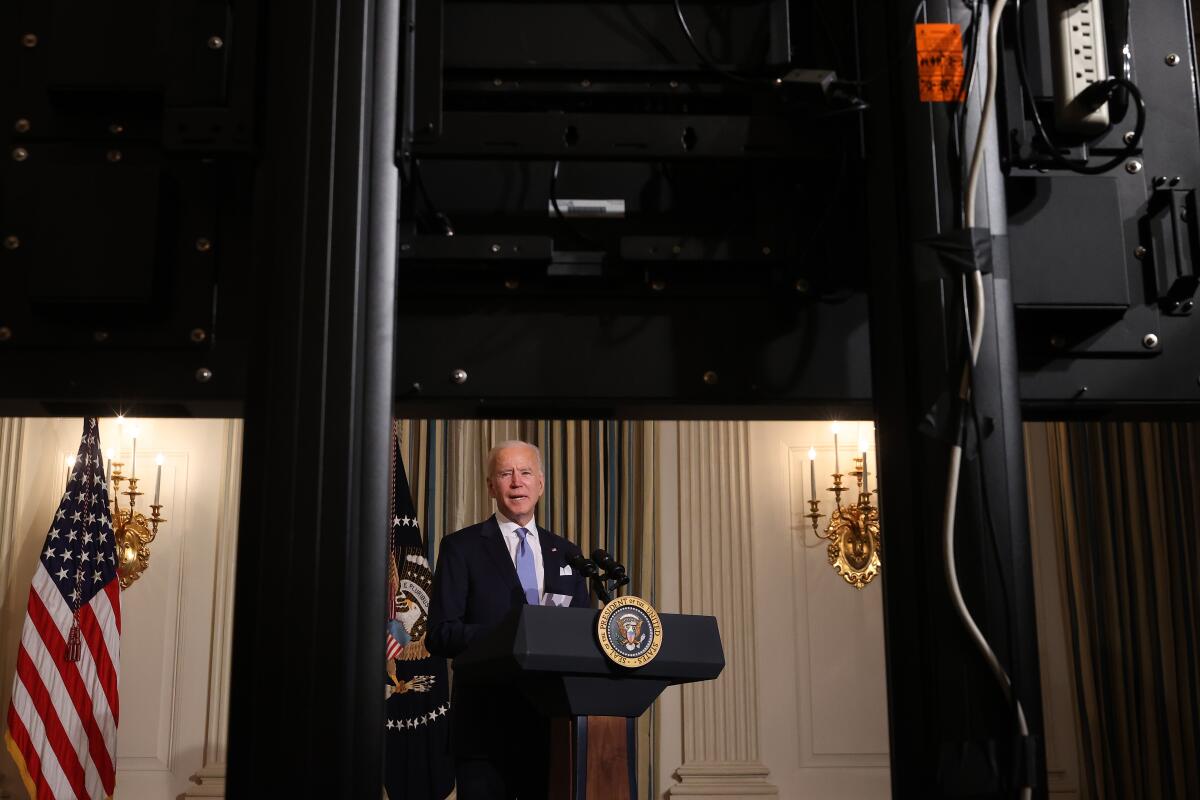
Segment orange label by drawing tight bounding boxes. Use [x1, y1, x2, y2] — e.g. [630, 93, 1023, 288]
[915, 23, 965, 102]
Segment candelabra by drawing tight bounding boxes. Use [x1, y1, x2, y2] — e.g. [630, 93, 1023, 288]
[109, 462, 167, 590]
[806, 455, 881, 590]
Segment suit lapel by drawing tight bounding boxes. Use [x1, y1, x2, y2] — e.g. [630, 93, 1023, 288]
[538, 527, 559, 591]
[480, 516, 522, 594]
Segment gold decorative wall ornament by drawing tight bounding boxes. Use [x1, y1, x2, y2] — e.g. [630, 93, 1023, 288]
[109, 460, 167, 590]
[805, 429, 882, 589]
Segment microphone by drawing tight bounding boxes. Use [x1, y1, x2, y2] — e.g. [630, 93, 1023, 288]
[590, 549, 630, 586]
[568, 552, 600, 578]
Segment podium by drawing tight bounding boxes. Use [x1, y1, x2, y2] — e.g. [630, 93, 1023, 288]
[454, 604, 724, 800]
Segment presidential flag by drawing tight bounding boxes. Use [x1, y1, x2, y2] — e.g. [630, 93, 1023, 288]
[5, 418, 121, 800]
[384, 422, 453, 800]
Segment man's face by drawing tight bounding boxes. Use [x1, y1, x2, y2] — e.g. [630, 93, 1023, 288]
[487, 446, 544, 526]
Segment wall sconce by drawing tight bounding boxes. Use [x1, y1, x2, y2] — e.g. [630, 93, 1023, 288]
[805, 423, 882, 589]
[108, 429, 167, 590]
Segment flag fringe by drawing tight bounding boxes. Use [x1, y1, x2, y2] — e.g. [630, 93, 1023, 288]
[5, 729, 39, 800]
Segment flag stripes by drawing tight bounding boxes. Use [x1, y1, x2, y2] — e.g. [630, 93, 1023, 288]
[5, 418, 120, 800]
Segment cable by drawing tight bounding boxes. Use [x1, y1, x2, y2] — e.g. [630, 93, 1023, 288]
[549, 160, 603, 251]
[671, 0, 763, 85]
[1013, 0, 1146, 174]
[953, 2, 1033, 797]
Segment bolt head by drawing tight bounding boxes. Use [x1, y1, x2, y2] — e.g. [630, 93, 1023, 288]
[92, 330, 109, 343]
[761, 245, 772, 256]
[3, 236, 19, 250]
[451, 368, 468, 384]
[702, 370, 719, 385]
[108, 122, 125, 135]
[1125, 160, 1143, 174]
[106, 149, 122, 163]
[0, 326, 12, 342]
[669, 80, 679, 88]
[207, 36, 224, 50]
[794, 278, 810, 293]
[1124, 131, 1137, 145]
[671, 244, 682, 254]
[503, 278, 519, 290]
[190, 328, 207, 343]
[1049, 335, 1067, 349]
[12, 147, 28, 162]
[580, 79, 591, 88]
[21, 33, 37, 48]
[1166, 53, 1181, 66]
[490, 243, 501, 254]
[650, 279, 666, 291]
[1135, 245, 1147, 259]
[1142, 333, 1160, 349]
[493, 78, 503, 86]
[195, 367, 213, 383]
[14, 118, 30, 133]
[1182, 300, 1195, 312]
[195, 237, 213, 253]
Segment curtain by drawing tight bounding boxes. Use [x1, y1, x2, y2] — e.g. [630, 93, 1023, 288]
[395, 418, 659, 799]
[1045, 421, 1200, 799]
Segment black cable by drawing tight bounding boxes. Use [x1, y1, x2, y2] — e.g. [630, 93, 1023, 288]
[671, 0, 764, 85]
[960, 279, 1027, 795]
[549, 160, 604, 251]
[411, 159, 455, 236]
[1013, 0, 1146, 174]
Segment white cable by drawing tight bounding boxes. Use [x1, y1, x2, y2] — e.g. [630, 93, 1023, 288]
[947, 2, 1033, 798]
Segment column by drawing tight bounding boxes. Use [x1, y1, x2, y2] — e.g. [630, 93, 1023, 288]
[667, 421, 778, 798]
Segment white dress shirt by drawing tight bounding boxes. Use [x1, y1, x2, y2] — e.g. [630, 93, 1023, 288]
[496, 512, 544, 600]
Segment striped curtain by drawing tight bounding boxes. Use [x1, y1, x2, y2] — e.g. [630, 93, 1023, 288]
[395, 418, 659, 798]
[1044, 421, 1200, 799]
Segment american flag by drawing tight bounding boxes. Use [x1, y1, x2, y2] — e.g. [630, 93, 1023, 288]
[4, 418, 121, 800]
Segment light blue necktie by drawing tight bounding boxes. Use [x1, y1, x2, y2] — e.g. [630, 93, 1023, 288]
[515, 527, 540, 605]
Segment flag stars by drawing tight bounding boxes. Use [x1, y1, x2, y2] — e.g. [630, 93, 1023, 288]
[48, 528, 61, 541]
[61, 551, 73, 562]
[93, 570, 103, 583]
[55, 567, 69, 581]
[69, 589, 80, 603]
[70, 511, 82, 524]
[67, 529, 78, 542]
[83, 530, 93, 544]
[55, 509, 66, 521]
[81, 551, 91, 563]
[43, 545, 56, 560]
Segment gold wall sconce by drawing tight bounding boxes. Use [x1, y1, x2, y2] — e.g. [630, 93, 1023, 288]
[108, 444, 167, 590]
[805, 424, 882, 589]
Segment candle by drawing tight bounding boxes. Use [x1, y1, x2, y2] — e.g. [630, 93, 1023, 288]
[154, 454, 164, 504]
[831, 423, 840, 474]
[64, 455, 75, 489]
[808, 447, 817, 498]
[105, 458, 111, 485]
[130, 425, 139, 478]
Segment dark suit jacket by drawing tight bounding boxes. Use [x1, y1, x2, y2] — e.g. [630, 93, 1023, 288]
[427, 516, 591, 759]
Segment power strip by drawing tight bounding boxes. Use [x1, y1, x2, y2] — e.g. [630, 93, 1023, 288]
[1048, 0, 1110, 135]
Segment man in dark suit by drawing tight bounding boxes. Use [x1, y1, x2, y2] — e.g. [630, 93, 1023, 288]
[427, 440, 591, 799]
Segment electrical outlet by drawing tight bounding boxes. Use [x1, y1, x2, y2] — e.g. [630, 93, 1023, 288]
[1048, 0, 1110, 135]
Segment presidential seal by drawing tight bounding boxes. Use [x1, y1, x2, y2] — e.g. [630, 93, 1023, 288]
[597, 595, 663, 668]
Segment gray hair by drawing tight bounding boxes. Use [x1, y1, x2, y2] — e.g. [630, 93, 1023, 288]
[486, 440, 543, 476]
